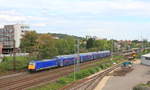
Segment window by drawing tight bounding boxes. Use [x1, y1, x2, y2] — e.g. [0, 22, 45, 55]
[29, 62, 35, 66]
[145, 57, 150, 60]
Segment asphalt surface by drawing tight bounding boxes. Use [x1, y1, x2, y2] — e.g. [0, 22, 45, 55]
[102, 64, 150, 90]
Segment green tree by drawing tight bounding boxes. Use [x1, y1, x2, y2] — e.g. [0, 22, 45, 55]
[36, 34, 58, 59]
[86, 38, 95, 49]
[56, 38, 75, 55]
[20, 31, 38, 53]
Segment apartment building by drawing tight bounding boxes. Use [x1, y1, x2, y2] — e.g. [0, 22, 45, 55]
[0, 24, 29, 54]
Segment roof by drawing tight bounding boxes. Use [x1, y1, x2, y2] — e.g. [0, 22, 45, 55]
[56, 54, 76, 58]
[32, 59, 57, 63]
[142, 53, 150, 57]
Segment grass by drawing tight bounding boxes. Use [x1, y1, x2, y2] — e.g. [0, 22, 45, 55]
[29, 56, 125, 90]
[133, 83, 150, 90]
[0, 56, 36, 73]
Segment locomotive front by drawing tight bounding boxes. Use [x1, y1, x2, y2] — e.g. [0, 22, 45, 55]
[28, 61, 36, 72]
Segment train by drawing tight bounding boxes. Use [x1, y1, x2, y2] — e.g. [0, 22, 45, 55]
[123, 48, 141, 60]
[28, 50, 111, 72]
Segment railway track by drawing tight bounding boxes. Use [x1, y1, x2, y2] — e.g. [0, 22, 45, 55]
[0, 48, 140, 90]
[61, 64, 120, 90]
[0, 57, 111, 90]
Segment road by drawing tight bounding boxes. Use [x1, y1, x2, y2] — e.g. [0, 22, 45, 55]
[102, 64, 150, 90]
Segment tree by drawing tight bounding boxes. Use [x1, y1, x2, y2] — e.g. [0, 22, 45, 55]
[20, 31, 38, 53]
[86, 38, 95, 49]
[36, 34, 58, 59]
[93, 39, 112, 51]
[56, 37, 75, 55]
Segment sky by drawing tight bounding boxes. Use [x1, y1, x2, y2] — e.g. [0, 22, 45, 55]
[0, 0, 150, 40]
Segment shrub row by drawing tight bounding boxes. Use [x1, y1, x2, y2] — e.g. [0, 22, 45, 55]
[0, 56, 36, 72]
[133, 84, 150, 90]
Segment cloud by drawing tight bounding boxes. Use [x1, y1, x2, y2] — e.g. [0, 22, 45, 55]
[0, 0, 150, 40]
[0, 10, 47, 24]
[27, 16, 47, 21]
[1, 0, 150, 17]
[0, 10, 21, 15]
[36, 20, 150, 40]
[0, 15, 26, 22]
[67, 1, 150, 17]
[32, 23, 48, 27]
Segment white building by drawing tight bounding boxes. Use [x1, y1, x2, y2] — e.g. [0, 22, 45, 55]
[0, 24, 29, 53]
[141, 53, 150, 65]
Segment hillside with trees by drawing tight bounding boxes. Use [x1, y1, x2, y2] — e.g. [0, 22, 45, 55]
[20, 31, 150, 60]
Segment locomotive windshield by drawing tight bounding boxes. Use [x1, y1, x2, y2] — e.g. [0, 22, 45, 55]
[29, 61, 35, 65]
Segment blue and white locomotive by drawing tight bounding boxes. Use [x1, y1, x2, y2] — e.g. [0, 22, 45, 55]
[28, 50, 111, 72]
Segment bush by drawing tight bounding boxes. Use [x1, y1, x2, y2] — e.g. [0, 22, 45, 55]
[0, 56, 33, 71]
[81, 70, 91, 77]
[88, 68, 96, 74]
[75, 72, 83, 79]
[100, 64, 108, 69]
[94, 67, 100, 72]
[57, 77, 73, 85]
[133, 86, 150, 90]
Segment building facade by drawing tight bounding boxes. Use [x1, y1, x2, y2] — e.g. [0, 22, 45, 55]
[0, 24, 29, 54]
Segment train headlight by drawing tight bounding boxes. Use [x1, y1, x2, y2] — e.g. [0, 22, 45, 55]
[28, 65, 35, 70]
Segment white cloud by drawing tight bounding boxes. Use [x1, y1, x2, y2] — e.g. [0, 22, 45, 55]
[0, 15, 26, 22]
[32, 23, 48, 27]
[40, 19, 150, 40]
[0, 0, 150, 40]
[0, 10, 21, 15]
[1, 0, 150, 17]
[38, 0, 150, 17]
[0, 10, 47, 23]
[27, 16, 47, 21]
[0, 10, 25, 22]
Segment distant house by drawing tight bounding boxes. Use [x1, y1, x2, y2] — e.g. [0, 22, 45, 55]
[141, 53, 150, 65]
[52, 36, 59, 39]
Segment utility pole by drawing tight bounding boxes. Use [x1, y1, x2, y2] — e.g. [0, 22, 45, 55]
[141, 35, 144, 52]
[76, 39, 80, 72]
[13, 39, 16, 71]
[74, 39, 80, 81]
[111, 39, 114, 61]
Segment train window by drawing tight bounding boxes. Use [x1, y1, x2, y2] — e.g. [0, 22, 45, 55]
[29, 62, 35, 65]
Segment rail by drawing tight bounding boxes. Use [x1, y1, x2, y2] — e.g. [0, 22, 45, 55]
[62, 64, 120, 90]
